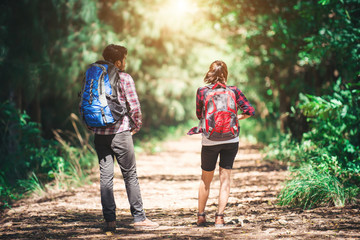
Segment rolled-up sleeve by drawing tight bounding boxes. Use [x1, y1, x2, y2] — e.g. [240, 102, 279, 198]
[196, 87, 204, 120]
[123, 74, 142, 133]
[236, 88, 255, 116]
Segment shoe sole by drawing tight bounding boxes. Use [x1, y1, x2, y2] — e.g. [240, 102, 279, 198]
[215, 224, 225, 228]
[134, 225, 159, 231]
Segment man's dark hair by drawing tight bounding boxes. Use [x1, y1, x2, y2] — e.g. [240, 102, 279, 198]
[102, 44, 127, 64]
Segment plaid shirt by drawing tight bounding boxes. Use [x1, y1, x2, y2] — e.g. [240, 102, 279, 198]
[196, 84, 255, 120]
[91, 72, 142, 135]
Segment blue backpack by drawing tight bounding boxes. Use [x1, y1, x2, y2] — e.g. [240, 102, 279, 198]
[79, 60, 127, 127]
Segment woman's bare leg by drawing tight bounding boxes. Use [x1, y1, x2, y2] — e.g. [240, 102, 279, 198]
[217, 167, 231, 214]
[198, 169, 215, 213]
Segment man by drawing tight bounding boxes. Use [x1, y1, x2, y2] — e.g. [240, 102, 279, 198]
[91, 44, 158, 231]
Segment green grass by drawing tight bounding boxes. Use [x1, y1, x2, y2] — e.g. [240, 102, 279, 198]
[17, 172, 46, 197]
[278, 164, 346, 209]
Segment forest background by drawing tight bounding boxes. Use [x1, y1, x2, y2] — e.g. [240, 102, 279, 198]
[0, 0, 359, 210]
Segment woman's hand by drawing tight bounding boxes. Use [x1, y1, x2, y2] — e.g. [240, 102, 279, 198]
[237, 114, 251, 120]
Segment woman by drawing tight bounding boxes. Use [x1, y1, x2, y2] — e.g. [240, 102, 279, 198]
[195, 60, 255, 227]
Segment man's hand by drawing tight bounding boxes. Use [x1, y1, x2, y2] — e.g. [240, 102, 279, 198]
[131, 130, 136, 135]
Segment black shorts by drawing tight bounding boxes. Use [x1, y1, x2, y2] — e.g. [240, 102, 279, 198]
[201, 142, 239, 172]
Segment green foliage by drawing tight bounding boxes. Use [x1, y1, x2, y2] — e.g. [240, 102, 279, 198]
[265, 134, 311, 165]
[299, 80, 360, 177]
[0, 0, 114, 136]
[0, 102, 96, 208]
[0, 101, 60, 206]
[238, 116, 261, 144]
[266, 80, 360, 208]
[0, 101, 62, 183]
[0, 172, 17, 209]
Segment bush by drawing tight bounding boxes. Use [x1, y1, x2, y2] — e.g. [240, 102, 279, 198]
[266, 80, 360, 208]
[0, 102, 97, 208]
[0, 101, 62, 205]
[298, 80, 360, 183]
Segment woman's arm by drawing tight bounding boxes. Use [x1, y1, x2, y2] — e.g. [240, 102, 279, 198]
[234, 87, 255, 118]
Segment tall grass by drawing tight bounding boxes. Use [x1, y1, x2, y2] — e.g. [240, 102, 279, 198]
[278, 164, 346, 209]
[18, 172, 46, 197]
[50, 113, 97, 190]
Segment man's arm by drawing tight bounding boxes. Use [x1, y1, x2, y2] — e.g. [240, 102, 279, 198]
[122, 74, 142, 134]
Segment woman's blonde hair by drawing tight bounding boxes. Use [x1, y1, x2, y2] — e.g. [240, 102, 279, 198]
[204, 60, 228, 84]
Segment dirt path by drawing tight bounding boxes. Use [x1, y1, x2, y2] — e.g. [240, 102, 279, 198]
[1, 135, 359, 239]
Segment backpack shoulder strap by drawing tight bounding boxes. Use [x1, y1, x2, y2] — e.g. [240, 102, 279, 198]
[94, 60, 123, 97]
[212, 82, 226, 89]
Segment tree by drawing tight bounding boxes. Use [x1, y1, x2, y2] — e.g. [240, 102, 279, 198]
[0, 0, 108, 136]
[211, 0, 359, 140]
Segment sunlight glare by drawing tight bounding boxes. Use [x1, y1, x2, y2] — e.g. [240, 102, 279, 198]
[175, 1, 187, 14]
[157, 0, 199, 29]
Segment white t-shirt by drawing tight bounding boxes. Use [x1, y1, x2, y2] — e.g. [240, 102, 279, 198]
[201, 134, 239, 146]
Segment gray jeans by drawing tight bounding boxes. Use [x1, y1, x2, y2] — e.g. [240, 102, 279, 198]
[94, 131, 146, 222]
